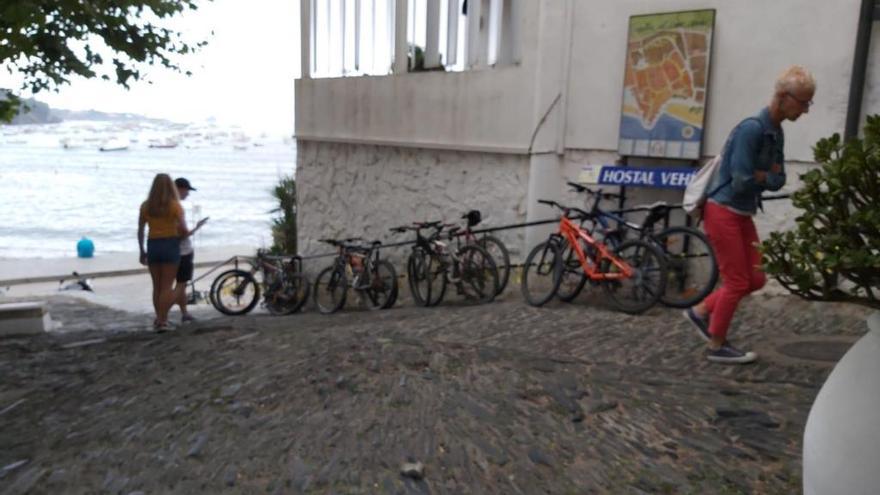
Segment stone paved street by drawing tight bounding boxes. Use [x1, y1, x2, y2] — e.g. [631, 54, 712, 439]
[0, 291, 871, 494]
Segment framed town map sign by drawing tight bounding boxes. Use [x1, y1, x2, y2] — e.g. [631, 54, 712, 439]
[618, 10, 715, 160]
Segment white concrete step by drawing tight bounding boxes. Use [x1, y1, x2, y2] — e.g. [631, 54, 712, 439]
[0, 302, 52, 336]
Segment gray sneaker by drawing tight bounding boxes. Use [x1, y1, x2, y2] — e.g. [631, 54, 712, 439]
[181, 313, 196, 323]
[707, 344, 757, 364]
[683, 308, 711, 342]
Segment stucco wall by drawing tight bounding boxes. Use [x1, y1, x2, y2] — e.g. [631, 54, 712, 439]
[296, 141, 530, 266]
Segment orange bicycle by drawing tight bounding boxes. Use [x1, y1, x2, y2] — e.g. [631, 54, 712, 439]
[521, 199, 667, 314]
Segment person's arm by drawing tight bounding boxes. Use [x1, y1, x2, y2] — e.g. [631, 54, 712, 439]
[764, 135, 786, 191]
[175, 202, 189, 238]
[138, 207, 147, 265]
[727, 121, 764, 195]
[183, 218, 209, 238]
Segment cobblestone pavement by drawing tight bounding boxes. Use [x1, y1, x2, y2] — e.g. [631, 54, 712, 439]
[0, 291, 872, 494]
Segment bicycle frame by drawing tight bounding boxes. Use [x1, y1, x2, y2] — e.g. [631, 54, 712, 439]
[325, 240, 383, 288]
[557, 215, 633, 281]
[586, 198, 699, 267]
[402, 223, 467, 282]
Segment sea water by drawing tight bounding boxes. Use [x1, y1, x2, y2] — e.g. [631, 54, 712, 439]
[0, 121, 295, 259]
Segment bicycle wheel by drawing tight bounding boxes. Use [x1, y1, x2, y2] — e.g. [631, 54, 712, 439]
[313, 266, 347, 314]
[210, 269, 260, 316]
[653, 226, 718, 308]
[477, 236, 510, 296]
[362, 260, 398, 310]
[407, 248, 447, 307]
[386, 269, 400, 308]
[457, 244, 499, 304]
[600, 239, 667, 315]
[556, 239, 589, 302]
[521, 241, 562, 307]
[265, 272, 311, 315]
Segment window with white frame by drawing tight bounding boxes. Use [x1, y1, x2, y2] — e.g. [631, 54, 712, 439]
[308, 0, 519, 78]
[311, 0, 395, 77]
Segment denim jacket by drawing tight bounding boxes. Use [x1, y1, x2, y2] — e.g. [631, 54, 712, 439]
[708, 108, 786, 214]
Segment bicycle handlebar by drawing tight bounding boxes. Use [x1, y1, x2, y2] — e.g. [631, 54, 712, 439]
[390, 221, 445, 233]
[537, 199, 593, 220]
[318, 238, 372, 249]
[567, 182, 622, 201]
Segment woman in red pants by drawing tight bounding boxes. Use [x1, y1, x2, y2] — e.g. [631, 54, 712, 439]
[685, 66, 816, 364]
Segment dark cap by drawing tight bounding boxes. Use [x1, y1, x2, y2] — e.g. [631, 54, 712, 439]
[174, 177, 196, 191]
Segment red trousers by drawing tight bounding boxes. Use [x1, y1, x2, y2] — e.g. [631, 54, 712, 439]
[702, 202, 766, 340]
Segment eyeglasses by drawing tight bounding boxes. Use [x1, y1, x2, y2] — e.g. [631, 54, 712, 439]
[786, 92, 813, 108]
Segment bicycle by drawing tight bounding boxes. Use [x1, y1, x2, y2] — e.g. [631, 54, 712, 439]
[559, 182, 718, 308]
[391, 221, 499, 306]
[521, 199, 668, 314]
[210, 250, 311, 316]
[312, 238, 398, 314]
[457, 209, 512, 297]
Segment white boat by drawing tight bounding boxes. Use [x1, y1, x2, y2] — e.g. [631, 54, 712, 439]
[148, 139, 178, 149]
[99, 138, 129, 152]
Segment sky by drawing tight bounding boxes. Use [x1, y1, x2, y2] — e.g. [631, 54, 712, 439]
[0, 0, 301, 136]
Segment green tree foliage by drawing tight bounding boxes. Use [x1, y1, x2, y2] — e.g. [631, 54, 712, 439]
[761, 115, 880, 309]
[270, 176, 297, 255]
[0, 0, 209, 121]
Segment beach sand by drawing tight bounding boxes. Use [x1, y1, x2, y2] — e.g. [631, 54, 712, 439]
[0, 245, 259, 316]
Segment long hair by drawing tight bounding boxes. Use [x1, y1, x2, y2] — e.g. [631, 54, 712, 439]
[144, 173, 179, 217]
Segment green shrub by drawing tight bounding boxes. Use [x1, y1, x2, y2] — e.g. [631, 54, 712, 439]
[761, 115, 880, 309]
[269, 176, 297, 255]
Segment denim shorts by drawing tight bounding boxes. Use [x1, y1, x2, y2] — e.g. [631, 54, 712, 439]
[147, 237, 181, 264]
[176, 253, 194, 282]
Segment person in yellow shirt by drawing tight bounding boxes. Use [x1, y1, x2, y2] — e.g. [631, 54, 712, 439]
[137, 173, 188, 331]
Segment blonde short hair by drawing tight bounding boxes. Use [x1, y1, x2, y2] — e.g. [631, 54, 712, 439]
[775, 65, 816, 94]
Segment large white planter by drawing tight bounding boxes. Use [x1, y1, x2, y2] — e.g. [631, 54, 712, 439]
[803, 311, 880, 495]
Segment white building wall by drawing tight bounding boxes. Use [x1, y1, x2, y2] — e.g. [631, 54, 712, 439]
[295, 0, 542, 153]
[563, 0, 866, 161]
[295, 0, 877, 258]
[864, 21, 880, 127]
[295, 67, 535, 153]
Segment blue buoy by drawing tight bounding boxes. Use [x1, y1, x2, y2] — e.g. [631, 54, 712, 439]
[77, 237, 95, 258]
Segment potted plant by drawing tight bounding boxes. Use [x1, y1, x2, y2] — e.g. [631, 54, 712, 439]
[761, 115, 880, 495]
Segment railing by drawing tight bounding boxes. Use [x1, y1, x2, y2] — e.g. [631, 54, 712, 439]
[0, 194, 792, 287]
[292, 193, 793, 262]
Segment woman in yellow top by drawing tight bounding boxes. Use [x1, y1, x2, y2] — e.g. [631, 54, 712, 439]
[137, 173, 188, 331]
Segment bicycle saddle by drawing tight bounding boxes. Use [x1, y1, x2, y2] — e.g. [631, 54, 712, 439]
[462, 209, 482, 227]
[637, 202, 673, 228]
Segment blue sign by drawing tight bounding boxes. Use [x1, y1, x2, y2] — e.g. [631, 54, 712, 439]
[596, 165, 696, 190]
